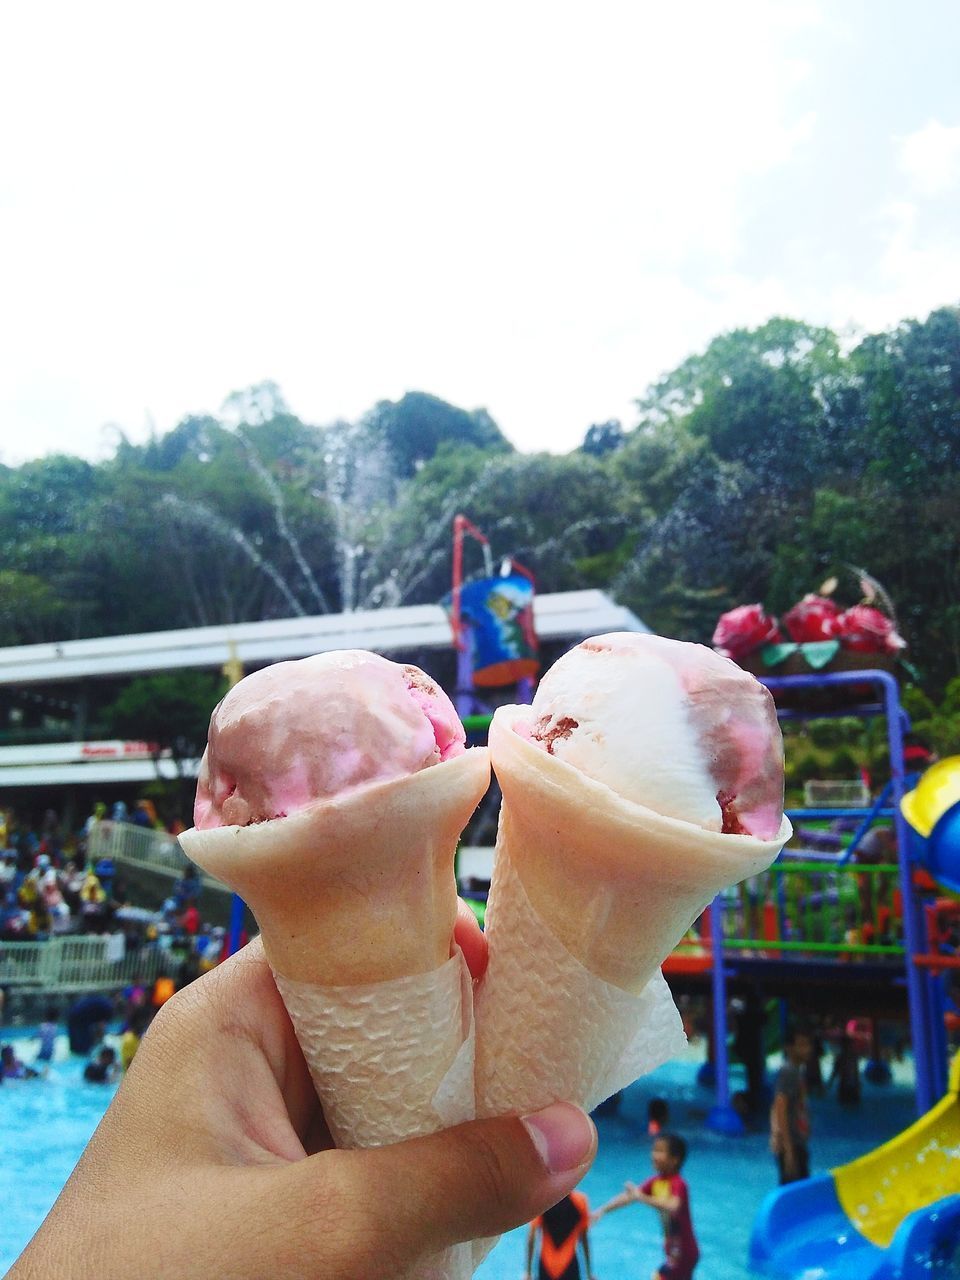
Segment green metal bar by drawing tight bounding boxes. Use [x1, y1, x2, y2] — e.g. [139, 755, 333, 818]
[773, 862, 900, 874]
[721, 937, 906, 955]
[461, 714, 493, 732]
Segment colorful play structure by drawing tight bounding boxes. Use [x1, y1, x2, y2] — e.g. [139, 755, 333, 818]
[667, 668, 960, 1278]
[446, 513, 540, 717]
[448, 542, 960, 1278]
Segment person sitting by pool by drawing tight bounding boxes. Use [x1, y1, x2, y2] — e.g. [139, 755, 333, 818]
[6, 925, 598, 1280]
[525, 1191, 595, 1280]
[84, 1046, 119, 1084]
[594, 1133, 700, 1280]
[1, 1044, 39, 1080]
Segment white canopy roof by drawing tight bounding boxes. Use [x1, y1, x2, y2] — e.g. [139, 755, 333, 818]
[0, 589, 645, 687]
[0, 590, 647, 788]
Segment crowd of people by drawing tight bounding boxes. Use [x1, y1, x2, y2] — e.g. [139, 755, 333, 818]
[0, 800, 233, 1093]
[0, 801, 221, 956]
[0, 801, 169, 939]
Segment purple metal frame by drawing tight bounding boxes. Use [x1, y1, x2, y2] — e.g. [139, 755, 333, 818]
[706, 667, 936, 1131]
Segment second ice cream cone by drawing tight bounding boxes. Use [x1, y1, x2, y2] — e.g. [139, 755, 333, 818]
[475, 703, 791, 1122]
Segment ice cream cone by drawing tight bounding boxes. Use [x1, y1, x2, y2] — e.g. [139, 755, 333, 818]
[475, 706, 791, 1120]
[180, 745, 488, 1275]
[182, 748, 489, 1279]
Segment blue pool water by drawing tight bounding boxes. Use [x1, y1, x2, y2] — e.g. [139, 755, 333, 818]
[0, 1035, 917, 1278]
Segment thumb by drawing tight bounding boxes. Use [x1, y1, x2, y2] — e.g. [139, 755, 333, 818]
[341, 1102, 597, 1260]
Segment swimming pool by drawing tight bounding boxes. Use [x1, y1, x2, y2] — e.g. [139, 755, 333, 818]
[0, 1035, 917, 1277]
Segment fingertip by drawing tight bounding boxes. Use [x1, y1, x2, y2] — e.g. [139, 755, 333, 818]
[520, 1102, 597, 1176]
[455, 898, 488, 980]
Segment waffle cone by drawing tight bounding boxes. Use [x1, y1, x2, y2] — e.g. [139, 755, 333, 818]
[180, 750, 490, 1280]
[475, 707, 790, 1121]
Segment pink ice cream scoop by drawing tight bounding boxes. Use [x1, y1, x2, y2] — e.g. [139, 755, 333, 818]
[520, 632, 783, 839]
[194, 650, 465, 829]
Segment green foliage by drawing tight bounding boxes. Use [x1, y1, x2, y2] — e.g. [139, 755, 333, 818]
[0, 571, 67, 644]
[785, 748, 822, 787]
[102, 672, 225, 764]
[807, 718, 863, 748]
[364, 391, 512, 479]
[826, 746, 861, 778]
[907, 676, 960, 758]
[1, 304, 958, 711]
[581, 420, 625, 457]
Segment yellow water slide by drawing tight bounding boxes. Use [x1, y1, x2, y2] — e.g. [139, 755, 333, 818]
[834, 1052, 960, 1246]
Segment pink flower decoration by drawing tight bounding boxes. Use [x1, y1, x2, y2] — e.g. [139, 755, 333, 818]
[782, 594, 841, 644]
[836, 605, 906, 654]
[712, 604, 782, 659]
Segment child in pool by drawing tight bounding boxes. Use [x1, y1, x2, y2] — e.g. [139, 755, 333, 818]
[525, 1192, 596, 1280]
[1, 1044, 39, 1080]
[594, 1133, 699, 1280]
[36, 1006, 58, 1075]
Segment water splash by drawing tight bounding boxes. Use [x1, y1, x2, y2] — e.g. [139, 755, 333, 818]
[159, 493, 306, 617]
[236, 429, 330, 613]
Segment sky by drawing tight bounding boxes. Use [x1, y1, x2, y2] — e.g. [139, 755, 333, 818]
[1, 0, 959, 465]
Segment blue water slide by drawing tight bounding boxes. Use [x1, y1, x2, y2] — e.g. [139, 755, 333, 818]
[749, 1175, 960, 1279]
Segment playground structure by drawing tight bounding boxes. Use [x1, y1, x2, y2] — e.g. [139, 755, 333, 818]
[449, 618, 960, 1277]
[679, 667, 951, 1128]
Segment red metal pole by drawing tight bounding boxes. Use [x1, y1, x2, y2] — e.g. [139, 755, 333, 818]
[451, 515, 491, 651]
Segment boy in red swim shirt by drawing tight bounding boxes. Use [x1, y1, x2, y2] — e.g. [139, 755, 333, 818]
[594, 1133, 700, 1280]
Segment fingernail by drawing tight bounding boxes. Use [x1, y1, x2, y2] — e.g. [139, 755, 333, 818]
[521, 1102, 596, 1174]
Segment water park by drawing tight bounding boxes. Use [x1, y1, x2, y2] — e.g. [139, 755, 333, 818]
[1, 524, 959, 1280]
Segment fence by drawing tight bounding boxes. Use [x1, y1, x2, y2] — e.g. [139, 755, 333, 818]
[673, 860, 906, 963]
[0, 935, 174, 991]
[803, 779, 871, 808]
[86, 820, 230, 890]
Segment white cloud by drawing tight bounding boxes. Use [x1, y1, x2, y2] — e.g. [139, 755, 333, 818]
[899, 119, 960, 197]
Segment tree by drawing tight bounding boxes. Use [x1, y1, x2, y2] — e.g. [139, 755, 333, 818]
[102, 672, 225, 814]
[581, 420, 625, 457]
[364, 392, 512, 479]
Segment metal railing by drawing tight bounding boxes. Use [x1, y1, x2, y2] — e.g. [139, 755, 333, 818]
[673, 860, 906, 963]
[0, 935, 174, 991]
[86, 820, 230, 896]
[803, 779, 871, 807]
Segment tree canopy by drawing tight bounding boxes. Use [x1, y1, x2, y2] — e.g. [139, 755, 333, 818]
[2, 307, 959, 699]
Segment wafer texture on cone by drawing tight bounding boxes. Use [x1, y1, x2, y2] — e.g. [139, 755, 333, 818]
[275, 950, 476, 1280]
[476, 849, 686, 1119]
[274, 949, 475, 1148]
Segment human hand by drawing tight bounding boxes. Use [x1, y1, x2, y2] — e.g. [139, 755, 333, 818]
[9, 930, 595, 1280]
